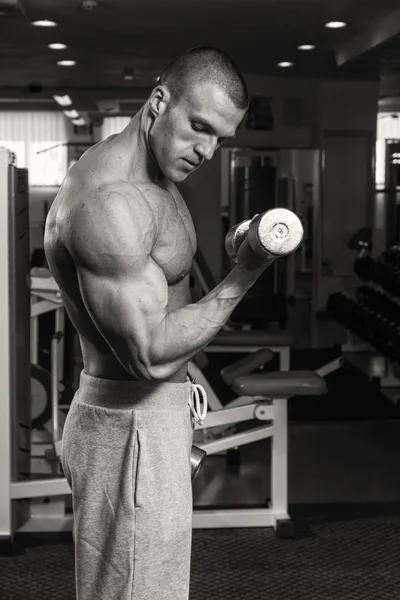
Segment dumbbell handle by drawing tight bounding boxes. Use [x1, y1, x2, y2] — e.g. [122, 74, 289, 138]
[225, 218, 253, 262]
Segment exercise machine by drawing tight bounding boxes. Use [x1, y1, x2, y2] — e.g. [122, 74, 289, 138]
[189, 350, 328, 534]
[0, 147, 33, 550]
[0, 148, 68, 551]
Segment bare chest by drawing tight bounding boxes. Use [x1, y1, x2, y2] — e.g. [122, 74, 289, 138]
[149, 190, 197, 286]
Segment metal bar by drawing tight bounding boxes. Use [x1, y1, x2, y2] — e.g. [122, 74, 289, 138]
[192, 508, 288, 529]
[316, 357, 343, 378]
[17, 516, 73, 533]
[55, 307, 65, 383]
[197, 402, 273, 429]
[271, 399, 288, 514]
[279, 347, 290, 371]
[205, 345, 265, 353]
[0, 149, 12, 538]
[11, 478, 71, 499]
[30, 314, 38, 363]
[51, 336, 60, 443]
[31, 299, 60, 318]
[200, 425, 273, 455]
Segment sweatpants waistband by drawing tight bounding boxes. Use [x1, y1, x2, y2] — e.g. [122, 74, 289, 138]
[75, 370, 193, 411]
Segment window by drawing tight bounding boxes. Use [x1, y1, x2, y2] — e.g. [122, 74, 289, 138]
[376, 114, 400, 188]
[101, 117, 131, 140]
[0, 112, 68, 186]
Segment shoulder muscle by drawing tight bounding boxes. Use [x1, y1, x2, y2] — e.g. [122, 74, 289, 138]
[68, 185, 157, 275]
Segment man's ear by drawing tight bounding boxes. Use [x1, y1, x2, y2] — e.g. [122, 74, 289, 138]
[148, 86, 171, 118]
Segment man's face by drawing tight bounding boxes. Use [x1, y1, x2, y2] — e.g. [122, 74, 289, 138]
[149, 81, 246, 183]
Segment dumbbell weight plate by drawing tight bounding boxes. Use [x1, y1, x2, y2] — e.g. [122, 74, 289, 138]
[225, 218, 252, 262]
[247, 208, 304, 258]
[191, 445, 207, 482]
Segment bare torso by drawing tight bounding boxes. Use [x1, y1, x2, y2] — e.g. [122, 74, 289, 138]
[44, 134, 197, 383]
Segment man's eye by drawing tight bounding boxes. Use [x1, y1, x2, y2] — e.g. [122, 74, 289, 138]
[192, 123, 206, 132]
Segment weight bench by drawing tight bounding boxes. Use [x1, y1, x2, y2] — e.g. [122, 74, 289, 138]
[190, 349, 327, 535]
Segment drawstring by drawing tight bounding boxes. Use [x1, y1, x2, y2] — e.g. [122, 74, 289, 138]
[189, 378, 208, 426]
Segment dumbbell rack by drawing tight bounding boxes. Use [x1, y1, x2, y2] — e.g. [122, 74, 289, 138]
[327, 246, 400, 406]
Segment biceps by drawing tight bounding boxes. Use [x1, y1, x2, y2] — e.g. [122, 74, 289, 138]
[77, 264, 168, 374]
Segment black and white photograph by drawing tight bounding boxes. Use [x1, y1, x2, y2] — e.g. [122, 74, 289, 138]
[0, 1, 400, 599]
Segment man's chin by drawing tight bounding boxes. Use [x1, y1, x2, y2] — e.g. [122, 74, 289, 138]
[167, 169, 189, 184]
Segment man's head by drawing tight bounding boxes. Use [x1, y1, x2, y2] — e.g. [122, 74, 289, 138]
[147, 47, 248, 183]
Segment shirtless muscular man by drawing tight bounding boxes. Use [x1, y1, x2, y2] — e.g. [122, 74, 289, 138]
[45, 47, 270, 600]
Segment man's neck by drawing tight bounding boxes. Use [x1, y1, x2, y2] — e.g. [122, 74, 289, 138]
[116, 105, 166, 186]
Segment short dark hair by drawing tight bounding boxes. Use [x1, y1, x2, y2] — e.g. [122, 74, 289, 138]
[159, 47, 249, 111]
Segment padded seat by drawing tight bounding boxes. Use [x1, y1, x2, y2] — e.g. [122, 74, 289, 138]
[232, 370, 327, 398]
[211, 330, 294, 347]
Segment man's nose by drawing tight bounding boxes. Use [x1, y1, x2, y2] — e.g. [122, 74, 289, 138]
[195, 138, 218, 161]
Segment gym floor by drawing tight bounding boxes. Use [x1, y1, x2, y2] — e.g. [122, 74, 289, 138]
[1, 295, 400, 599]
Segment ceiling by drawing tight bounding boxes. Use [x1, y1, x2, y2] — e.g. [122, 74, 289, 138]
[2, 0, 400, 116]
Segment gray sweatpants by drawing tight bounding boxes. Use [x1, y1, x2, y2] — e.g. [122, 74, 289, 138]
[61, 371, 194, 600]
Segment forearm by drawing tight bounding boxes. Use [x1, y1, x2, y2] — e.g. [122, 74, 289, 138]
[148, 265, 260, 379]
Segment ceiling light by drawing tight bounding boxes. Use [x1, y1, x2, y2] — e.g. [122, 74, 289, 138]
[32, 19, 57, 27]
[48, 43, 68, 50]
[325, 21, 347, 29]
[53, 94, 73, 107]
[278, 61, 293, 68]
[72, 118, 86, 126]
[57, 60, 76, 67]
[63, 110, 79, 119]
[298, 44, 315, 51]
[123, 67, 134, 81]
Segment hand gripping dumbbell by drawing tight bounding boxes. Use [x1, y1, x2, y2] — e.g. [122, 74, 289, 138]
[225, 207, 304, 263]
[191, 445, 206, 482]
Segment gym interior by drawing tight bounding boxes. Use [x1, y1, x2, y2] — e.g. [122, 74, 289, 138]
[1, 1, 400, 598]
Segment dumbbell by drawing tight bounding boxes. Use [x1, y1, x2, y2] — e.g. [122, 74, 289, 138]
[191, 445, 206, 482]
[354, 256, 375, 282]
[357, 286, 400, 323]
[225, 208, 304, 263]
[383, 245, 400, 267]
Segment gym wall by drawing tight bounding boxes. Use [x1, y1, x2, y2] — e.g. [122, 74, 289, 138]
[317, 80, 378, 310]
